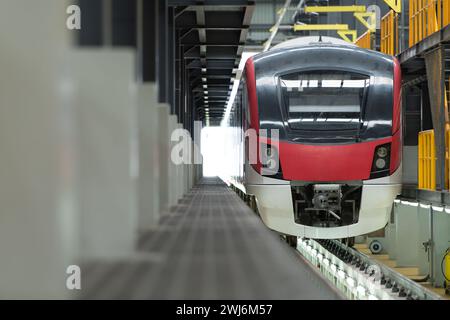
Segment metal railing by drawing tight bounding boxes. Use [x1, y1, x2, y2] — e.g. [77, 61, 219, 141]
[381, 10, 399, 55]
[409, 0, 450, 47]
[355, 30, 372, 49]
[297, 238, 442, 300]
[418, 130, 436, 190]
[418, 127, 450, 190]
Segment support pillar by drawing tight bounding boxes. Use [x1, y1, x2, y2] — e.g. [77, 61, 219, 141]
[425, 46, 448, 190]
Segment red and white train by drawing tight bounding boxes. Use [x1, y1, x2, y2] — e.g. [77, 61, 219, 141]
[221, 37, 402, 242]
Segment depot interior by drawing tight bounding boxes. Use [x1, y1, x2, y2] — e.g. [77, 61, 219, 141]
[1, 0, 449, 300]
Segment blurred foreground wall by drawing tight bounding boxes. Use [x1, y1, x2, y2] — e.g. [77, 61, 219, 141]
[0, 0, 202, 298]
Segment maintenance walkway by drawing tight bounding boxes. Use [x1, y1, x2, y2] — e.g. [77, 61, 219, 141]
[81, 177, 342, 299]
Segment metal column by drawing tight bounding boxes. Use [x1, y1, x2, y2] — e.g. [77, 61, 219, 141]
[424, 46, 448, 190]
[158, 0, 169, 103]
[168, 7, 176, 114]
[136, 0, 158, 82]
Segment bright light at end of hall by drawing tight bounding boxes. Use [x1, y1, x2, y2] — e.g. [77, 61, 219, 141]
[201, 126, 226, 177]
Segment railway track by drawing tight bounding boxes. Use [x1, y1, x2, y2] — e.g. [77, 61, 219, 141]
[296, 238, 442, 300]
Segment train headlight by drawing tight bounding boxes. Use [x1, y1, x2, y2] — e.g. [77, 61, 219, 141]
[370, 143, 391, 179]
[375, 158, 386, 169]
[376, 146, 388, 158]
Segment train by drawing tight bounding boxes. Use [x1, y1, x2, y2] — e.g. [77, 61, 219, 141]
[221, 36, 402, 244]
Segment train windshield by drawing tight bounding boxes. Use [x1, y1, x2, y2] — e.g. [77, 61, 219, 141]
[280, 70, 370, 131]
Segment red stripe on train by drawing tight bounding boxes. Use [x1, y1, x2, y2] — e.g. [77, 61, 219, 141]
[391, 58, 402, 175]
[245, 57, 259, 132]
[245, 57, 262, 173]
[393, 57, 402, 134]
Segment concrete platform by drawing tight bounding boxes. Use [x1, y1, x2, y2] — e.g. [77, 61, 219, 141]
[81, 177, 342, 299]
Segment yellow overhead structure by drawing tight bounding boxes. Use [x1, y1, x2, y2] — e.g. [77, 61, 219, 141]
[354, 12, 376, 32]
[304, 5, 376, 33]
[383, 0, 402, 13]
[304, 5, 366, 13]
[337, 30, 357, 43]
[293, 24, 349, 31]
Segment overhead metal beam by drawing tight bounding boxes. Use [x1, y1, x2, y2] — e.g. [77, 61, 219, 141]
[176, 11, 246, 28]
[263, 0, 291, 52]
[354, 12, 376, 32]
[174, 5, 189, 19]
[169, 0, 253, 6]
[184, 46, 238, 59]
[304, 5, 366, 13]
[186, 60, 236, 69]
[172, 0, 255, 123]
[293, 24, 349, 31]
[383, 0, 402, 13]
[337, 30, 357, 43]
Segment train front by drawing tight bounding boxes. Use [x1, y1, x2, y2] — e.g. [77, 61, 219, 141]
[245, 41, 402, 239]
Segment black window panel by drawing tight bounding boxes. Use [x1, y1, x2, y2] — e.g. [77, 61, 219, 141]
[112, 0, 137, 46]
[77, 0, 103, 46]
[279, 70, 370, 131]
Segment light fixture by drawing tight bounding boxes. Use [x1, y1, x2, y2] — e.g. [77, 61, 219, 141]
[346, 277, 355, 288]
[432, 205, 444, 212]
[356, 286, 366, 296]
[445, 207, 450, 214]
[394, 199, 400, 204]
[375, 158, 386, 169]
[330, 264, 337, 273]
[420, 203, 431, 209]
[377, 146, 388, 158]
[401, 200, 418, 207]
